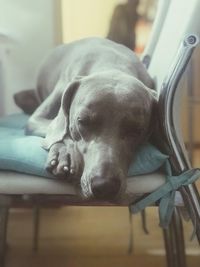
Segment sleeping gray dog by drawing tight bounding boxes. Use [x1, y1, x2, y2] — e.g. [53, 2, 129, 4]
[26, 37, 156, 201]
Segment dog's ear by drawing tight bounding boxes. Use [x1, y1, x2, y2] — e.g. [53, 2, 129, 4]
[42, 79, 81, 150]
[147, 89, 159, 144]
[149, 88, 158, 101]
[14, 89, 40, 114]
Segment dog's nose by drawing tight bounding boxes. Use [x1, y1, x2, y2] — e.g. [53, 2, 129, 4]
[91, 176, 121, 200]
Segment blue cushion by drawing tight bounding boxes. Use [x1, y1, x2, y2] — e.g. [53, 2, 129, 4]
[128, 143, 168, 176]
[0, 113, 29, 129]
[0, 114, 168, 178]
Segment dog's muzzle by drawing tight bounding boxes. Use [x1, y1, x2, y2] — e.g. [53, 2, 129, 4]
[90, 175, 121, 200]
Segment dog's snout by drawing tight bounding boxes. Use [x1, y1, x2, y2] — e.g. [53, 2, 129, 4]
[91, 176, 121, 200]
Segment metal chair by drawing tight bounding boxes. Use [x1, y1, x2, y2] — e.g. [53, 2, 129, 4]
[0, 1, 200, 266]
[140, 0, 200, 266]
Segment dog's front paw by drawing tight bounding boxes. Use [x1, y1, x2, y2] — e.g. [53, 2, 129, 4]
[46, 141, 83, 181]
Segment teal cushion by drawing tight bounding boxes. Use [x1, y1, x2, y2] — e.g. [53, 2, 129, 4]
[0, 114, 168, 178]
[0, 113, 29, 129]
[128, 143, 168, 176]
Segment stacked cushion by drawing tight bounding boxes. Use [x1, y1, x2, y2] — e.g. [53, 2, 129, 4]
[0, 114, 168, 178]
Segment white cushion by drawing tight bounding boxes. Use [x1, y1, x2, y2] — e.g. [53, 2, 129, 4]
[0, 171, 165, 196]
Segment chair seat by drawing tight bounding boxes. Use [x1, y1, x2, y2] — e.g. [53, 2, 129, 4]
[0, 113, 169, 206]
[0, 170, 166, 204]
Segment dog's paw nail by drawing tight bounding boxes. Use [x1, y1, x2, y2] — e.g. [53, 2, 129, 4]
[63, 166, 69, 173]
[51, 160, 57, 166]
[70, 169, 75, 174]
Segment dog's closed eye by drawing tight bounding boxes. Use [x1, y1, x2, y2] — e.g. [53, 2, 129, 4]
[77, 113, 102, 127]
[77, 116, 91, 127]
[77, 115, 102, 139]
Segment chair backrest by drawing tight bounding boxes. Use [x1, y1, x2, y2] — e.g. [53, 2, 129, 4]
[142, 0, 171, 67]
[148, 0, 200, 91]
[145, 0, 200, 172]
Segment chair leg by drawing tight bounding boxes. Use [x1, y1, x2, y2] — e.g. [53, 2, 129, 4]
[163, 208, 187, 267]
[0, 197, 10, 267]
[172, 208, 187, 267]
[163, 226, 175, 267]
[32, 206, 40, 252]
[181, 184, 200, 244]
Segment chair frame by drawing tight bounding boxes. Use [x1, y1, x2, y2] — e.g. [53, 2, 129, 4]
[0, 35, 200, 267]
[158, 34, 200, 243]
[155, 34, 200, 267]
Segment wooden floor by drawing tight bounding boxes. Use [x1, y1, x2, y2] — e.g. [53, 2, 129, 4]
[5, 150, 200, 267]
[5, 207, 200, 267]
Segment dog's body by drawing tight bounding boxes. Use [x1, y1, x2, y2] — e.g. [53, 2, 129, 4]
[26, 37, 156, 201]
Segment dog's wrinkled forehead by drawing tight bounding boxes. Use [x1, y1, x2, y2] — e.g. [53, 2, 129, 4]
[73, 75, 153, 118]
[66, 74, 155, 138]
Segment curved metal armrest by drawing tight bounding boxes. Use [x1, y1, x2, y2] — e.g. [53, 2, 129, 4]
[158, 35, 199, 173]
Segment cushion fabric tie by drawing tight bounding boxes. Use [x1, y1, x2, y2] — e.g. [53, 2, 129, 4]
[130, 162, 200, 230]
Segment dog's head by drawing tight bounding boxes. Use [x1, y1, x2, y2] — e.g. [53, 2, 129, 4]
[43, 72, 157, 201]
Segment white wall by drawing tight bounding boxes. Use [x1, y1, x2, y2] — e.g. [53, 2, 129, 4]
[0, 0, 61, 115]
[61, 0, 119, 43]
